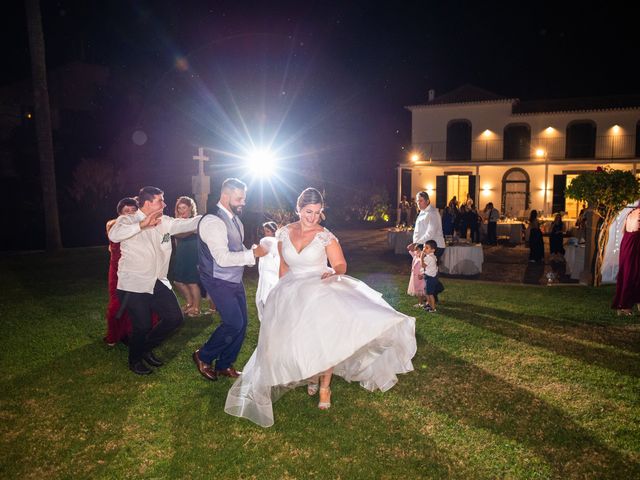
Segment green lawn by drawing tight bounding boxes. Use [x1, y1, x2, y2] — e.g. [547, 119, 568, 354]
[0, 247, 639, 479]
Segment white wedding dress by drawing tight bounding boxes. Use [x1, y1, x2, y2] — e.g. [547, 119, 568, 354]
[224, 226, 417, 427]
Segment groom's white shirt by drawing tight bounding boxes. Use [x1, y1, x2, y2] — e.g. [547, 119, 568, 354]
[199, 202, 256, 267]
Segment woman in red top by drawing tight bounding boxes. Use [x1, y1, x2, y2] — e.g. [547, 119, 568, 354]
[611, 205, 640, 315]
[104, 198, 159, 345]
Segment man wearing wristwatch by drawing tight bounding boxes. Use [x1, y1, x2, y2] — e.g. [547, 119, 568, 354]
[192, 178, 267, 382]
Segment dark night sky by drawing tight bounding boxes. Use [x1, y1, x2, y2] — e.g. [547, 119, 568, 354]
[3, 0, 638, 191]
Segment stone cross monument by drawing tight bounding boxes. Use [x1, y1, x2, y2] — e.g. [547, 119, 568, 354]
[192, 147, 210, 214]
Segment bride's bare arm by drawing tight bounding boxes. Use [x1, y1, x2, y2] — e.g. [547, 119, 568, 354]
[278, 242, 289, 278]
[324, 239, 347, 278]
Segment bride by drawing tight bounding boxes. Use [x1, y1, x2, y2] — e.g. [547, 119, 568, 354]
[224, 188, 417, 427]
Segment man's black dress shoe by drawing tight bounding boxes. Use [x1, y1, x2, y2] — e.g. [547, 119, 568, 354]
[130, 361, 153, 375]
[143, 351, 164, 367]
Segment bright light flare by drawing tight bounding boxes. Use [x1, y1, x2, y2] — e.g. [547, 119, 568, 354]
[245, 148, 277, 177]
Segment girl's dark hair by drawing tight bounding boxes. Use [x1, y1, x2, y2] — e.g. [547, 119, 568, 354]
[425, 240, 438, 250]
[262, 221, 278, 233]
[529, 209, 538, 222]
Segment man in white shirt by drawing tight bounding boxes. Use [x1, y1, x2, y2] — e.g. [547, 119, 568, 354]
[192, 178, 267, 381]
[108, 186, 201, 375]
[410, 191, 445, 256]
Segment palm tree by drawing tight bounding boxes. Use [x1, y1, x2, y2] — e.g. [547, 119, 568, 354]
[25, 0, 62, 251]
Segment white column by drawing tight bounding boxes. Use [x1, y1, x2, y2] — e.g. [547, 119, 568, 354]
[192, 147, 211, 214]
[543, 158, 549, 214]
[475, 164, 480, 208]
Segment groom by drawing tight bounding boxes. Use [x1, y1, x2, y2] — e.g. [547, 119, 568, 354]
[193, 178, 267, 381]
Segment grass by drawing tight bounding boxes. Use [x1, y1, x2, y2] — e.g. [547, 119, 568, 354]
[0, 245, 639, 479]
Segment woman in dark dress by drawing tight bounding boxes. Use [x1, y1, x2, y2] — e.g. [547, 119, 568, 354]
[442, 206, 455, 236]
[549, 213, 566, 255]
[611, 206, 640, 315]
[528, 210, 544, 263]
[172, 196, 202, 316]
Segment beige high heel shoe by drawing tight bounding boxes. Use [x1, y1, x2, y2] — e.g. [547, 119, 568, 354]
[318, 386, 331, 410]
[307, 381, 319, 396]
[307, 375, 319, 396]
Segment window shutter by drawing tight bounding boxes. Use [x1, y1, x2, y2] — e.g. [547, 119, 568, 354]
[552, 174, 567, 213]
[468, 175, 477, 206]
[436, 176, 447, 209]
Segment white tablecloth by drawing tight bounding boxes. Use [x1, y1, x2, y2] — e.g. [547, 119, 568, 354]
[481, 222, 524, 244]
[564, 244, 586, 280]
[440, 244, 484, 275]
[387, 230, 413, 255]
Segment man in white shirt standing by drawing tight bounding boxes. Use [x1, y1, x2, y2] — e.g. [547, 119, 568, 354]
[410, 191, 445, 257]
[108, 186, 201, 375]
[192, 178, 267, 382]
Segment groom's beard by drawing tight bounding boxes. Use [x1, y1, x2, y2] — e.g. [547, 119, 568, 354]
[230, 204, 243, 216]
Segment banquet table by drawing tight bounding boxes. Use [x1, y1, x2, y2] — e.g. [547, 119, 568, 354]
[481, 222, 524, 244]
[440, 244, 484, 275]
[564, 244, 586, 280]
[387, 229, 413, 255]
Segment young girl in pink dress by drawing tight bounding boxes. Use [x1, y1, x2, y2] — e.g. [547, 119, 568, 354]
[407, 244, 426, 307]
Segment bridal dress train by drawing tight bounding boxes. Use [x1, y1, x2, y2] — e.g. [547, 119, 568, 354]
[255, 236, 280, 321]
[225, 227, 417, 427]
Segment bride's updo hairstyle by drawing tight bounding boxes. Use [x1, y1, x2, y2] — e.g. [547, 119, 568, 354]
[296, 187, 326, 220]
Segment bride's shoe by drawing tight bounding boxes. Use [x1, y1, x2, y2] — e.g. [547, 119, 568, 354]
[307, 381, 319, 396]
[318, 386, 331, 410]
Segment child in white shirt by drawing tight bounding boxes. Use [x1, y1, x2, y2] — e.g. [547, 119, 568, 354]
[420, 240, 439, 313]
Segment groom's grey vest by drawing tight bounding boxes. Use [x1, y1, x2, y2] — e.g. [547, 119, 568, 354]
[197, 208, 245, 284]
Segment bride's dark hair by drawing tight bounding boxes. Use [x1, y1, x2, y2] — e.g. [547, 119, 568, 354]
[296, 188, 326, 220]
[296, 188, 324, 210]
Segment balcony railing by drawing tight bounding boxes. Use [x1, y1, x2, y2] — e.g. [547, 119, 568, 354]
[412, 134, 637, 162]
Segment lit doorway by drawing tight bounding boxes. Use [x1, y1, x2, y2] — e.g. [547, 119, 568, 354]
[447, 175, 469, 206]
[501, 168, 530, 217]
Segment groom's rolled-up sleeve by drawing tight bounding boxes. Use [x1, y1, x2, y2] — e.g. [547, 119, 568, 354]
[200, 215, 256, 267]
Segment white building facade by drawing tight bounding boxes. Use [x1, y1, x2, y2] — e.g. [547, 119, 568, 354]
[399, 86, 640, 219]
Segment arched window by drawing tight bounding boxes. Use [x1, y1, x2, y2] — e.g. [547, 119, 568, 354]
[565, 121, 596, 159]
[503, 124, 531, 160]
[501, 168, 530, 217]
[446, 120, 471, 161]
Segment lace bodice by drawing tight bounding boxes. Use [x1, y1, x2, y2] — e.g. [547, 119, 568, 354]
[276, 226, 338, 274]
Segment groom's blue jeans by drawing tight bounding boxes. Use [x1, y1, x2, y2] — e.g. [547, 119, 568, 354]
[198, 277, 248, 370]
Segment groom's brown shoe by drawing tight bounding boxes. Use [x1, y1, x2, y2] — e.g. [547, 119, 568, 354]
[215, 366, 242, 378]
[192, 350, 217, 381]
